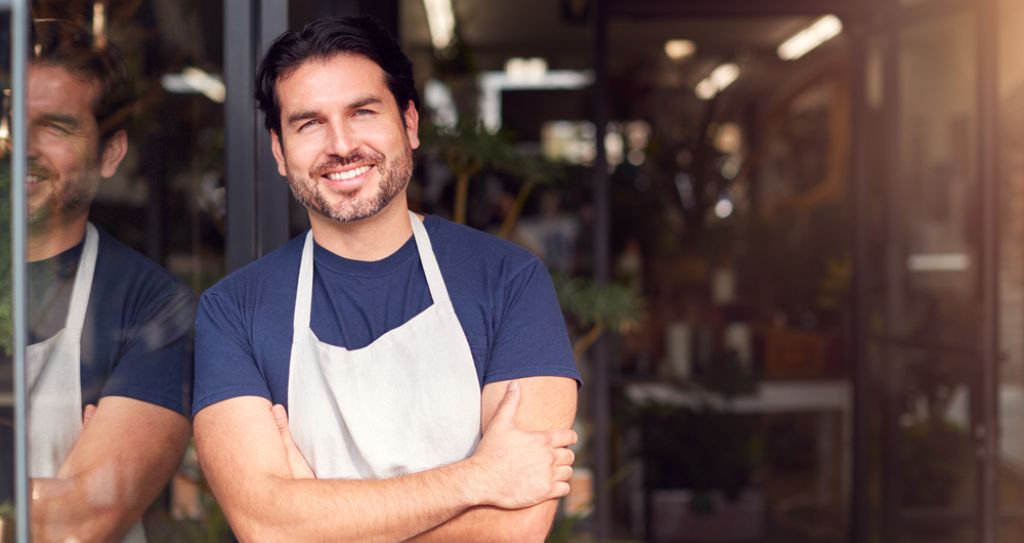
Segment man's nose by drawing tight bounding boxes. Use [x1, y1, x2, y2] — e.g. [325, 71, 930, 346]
[26, 127, 40, 159]
[326, 121, 358, 157]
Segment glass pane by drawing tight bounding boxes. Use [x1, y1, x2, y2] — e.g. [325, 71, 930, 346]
[862, 10, 980, 543]
[23, 1, 223, 539]
[999, 0, 1024, 535]
[0, 5, 17, 539]
[888, 11, 978, 345]
[589, 14, 853, 543]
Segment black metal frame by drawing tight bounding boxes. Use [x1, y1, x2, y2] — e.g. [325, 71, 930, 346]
[225, 0, 289, 273]
[976, 0, 1000, 541]
[590, 0, 612, 538]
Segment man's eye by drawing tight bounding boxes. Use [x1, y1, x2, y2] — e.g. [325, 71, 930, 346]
[298, 119, 322, 131]
[354, 109, 376, 117]
[44, 122, 72, 134]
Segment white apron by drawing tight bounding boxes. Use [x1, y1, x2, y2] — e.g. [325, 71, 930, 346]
[26, 223, 146, 542]
[288, 212, 482, 479]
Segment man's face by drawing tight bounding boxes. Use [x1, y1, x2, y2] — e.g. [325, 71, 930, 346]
[270, 53, 420, 224]
[26, 64, 124, 229]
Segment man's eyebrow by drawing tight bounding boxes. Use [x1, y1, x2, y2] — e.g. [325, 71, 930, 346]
[37, 112, 81, 128]
[287, 110, 321, 125]
[349, 96, 383, 109]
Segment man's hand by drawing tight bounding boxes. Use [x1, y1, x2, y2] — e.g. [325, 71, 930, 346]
[404, 376, 579, 543]
[82, 404, 97, 427]
[271, 404, 314, 479]
[465, 380, 576, 509]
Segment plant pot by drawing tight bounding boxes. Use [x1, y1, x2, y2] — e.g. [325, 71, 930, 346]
[651, 488, 764, 543]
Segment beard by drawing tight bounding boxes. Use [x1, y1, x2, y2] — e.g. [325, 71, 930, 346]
[286, 146, 413, 223]
[27, 159, 97, 231]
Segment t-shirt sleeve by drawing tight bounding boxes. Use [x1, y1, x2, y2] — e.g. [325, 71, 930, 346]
[191, 289, 272, 418]
[100, 288, 195, 416]
[483, 259, 581, 386]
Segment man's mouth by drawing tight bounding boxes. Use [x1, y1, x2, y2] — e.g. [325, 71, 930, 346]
[26, 174, 45, 184]
[325, 165, 372, 181]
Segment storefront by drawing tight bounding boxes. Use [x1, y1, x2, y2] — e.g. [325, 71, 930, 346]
[1, 0, 1021, 541]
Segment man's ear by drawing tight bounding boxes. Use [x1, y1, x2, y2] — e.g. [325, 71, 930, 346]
[271, 130, 288, 177]
[99, 130, 128, 178]
[404, 101, 420, 150]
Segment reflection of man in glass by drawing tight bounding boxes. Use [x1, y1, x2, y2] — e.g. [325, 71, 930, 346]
[3, 20, 193, 542]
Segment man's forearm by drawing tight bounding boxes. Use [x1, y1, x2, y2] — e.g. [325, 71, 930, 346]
[29, 399, 190, 543]
[200, 386, 574, 542]
[30, 472, 144, 543]
[405, 501, 558, 543]
[221, 458, 486, 543]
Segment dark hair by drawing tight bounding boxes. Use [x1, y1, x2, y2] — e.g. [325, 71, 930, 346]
[256, 15, 420, 135]
[30, 19, 135, 144]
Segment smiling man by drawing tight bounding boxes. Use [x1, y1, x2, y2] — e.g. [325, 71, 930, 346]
[192, 15, 580, 542]
[4, 19, 194, 543]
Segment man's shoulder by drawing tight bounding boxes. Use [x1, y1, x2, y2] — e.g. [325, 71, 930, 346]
[202, 233, 305, 303]
[95, 227, 192, 300]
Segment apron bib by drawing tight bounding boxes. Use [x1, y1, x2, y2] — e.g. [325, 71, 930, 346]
[288, 212, 481, 479]
[26, 224, 146, 542]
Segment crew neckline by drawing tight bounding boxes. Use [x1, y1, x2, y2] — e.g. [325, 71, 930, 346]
[312, 214, 437, 277]
[28, 234, 87, 280]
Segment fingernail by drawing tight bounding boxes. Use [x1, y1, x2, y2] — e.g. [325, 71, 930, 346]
[509, 381, 519, 391]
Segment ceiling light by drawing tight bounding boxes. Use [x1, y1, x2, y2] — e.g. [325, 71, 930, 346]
[709, 63, 739, 89]
[714, 197, 734, 219]
[907, 253, 970, 272]
[777, 15, 843, 61]
[423, 0, 456, 50]
[504, 57, 548, 82]
[694, 63, 740, 101]
[161, 67, 226, 103]
[664, 39, 696, 61]
[695, 80, 717, 100]
[92, 2, 107, 49]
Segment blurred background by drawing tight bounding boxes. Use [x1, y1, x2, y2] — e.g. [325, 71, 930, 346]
[2, 0, 1024, 541]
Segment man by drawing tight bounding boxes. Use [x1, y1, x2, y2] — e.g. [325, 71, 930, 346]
[7, 19, 194, 542]
[193, 16, 581, 542]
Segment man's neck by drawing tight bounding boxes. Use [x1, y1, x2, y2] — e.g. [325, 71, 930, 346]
[28, 217, 89, 263]
[308, 199, 417, 262]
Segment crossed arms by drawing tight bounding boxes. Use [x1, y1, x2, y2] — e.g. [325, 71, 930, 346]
[30, 397, 191, 543]
[193, 375, 578, 543]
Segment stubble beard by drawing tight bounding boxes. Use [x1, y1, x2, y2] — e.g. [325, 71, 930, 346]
[27, 159, 98, 233]
[287, 146, 413, 223]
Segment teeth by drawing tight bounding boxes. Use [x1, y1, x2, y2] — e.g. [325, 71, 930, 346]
[326, 165, 371, 181]
[27, 175, 40, 184]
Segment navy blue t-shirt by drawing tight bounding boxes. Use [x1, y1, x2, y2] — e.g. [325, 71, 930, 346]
[27, 227, 195, 414]
[193, 215, 580, 417]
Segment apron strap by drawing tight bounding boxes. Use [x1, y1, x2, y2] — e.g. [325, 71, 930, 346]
[294, 231, 315, 329]
[65, 223, 98, 330]
[408, 211, 451, 306]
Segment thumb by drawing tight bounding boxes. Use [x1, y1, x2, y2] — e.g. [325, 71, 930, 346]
[272, 404, 290, 432]
[489, 380, 521, 430]
[82, 404, 98, 428]
[271, 404, 315, 479]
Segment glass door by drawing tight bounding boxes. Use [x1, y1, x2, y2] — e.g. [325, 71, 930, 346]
[861, 1, 999, 541]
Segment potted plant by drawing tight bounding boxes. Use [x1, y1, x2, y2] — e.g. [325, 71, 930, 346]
[630, 350, 764, 543]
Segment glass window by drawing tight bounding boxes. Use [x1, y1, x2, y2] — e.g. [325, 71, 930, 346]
[14, 2, 225, 539]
